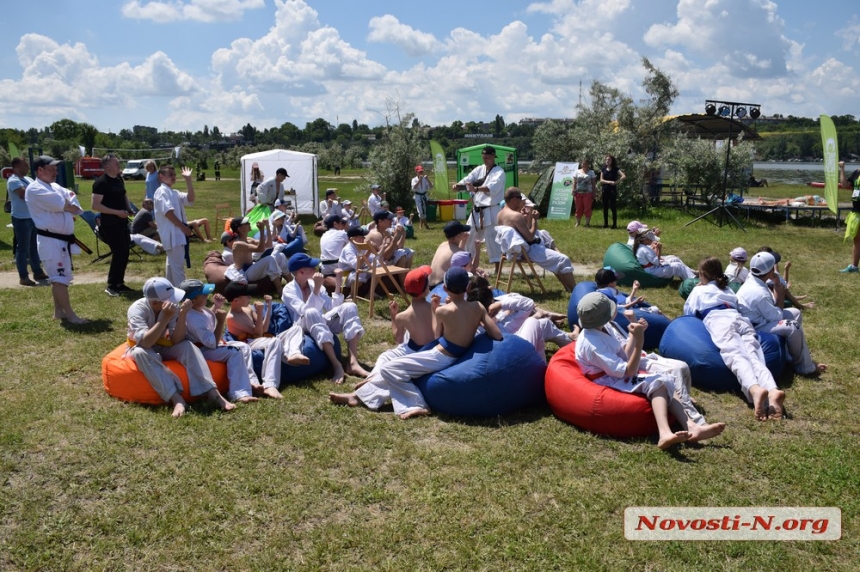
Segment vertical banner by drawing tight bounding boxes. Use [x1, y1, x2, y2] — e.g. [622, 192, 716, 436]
[9, 142, 20, 158]
[547, 162, 577, 220]
[820, 115, 839, 214]
[430, 140, 449, 199]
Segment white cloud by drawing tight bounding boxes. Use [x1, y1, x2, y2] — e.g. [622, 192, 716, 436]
[836, 18, 860, 53]
[367, 15, 442, 57]
[121, 0, 265, 23]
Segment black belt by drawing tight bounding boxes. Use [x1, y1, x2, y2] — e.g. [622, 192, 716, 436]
[36, 228, 92, 267]
[321, 259, 339, 265]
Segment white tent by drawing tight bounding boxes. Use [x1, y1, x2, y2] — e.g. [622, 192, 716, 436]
[240, 149, 319, 215]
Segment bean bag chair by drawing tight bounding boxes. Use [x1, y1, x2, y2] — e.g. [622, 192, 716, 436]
[102, 343, 230, 405]
[202, 250, 275, 295]
[413, 334, 546, 417]
[567, 281, 669, 352]
[678, 278, 740, 300]
[425, 282, 505, 303]
[658, 316, 788, 392]
[602, 242, 672, 288]
[224, 302, 340, 385]
[545, 343, 660, 438]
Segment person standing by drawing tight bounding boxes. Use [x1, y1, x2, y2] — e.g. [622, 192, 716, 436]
[411, 165, 433, 229]
[8, 157, 47, 286]
[256, 168, 288, 208]
[154, 165, 196, 286]
[572, 158, 597, 227]
[599, 155, 625, 229]
[92, 154, 134, 296]
[25, 155, 89, 324]
[214, 160, 221, 181]
[453, 145, 505, 272]
[838, 161, 860, 273]
[144, 160, 159, 201]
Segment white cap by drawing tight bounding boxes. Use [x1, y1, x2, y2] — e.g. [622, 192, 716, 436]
[143, 277, 184, 303]
[749, 252, 776, 276]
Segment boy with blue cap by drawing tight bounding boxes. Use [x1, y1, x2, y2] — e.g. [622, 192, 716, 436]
[282, 253, 369, 384]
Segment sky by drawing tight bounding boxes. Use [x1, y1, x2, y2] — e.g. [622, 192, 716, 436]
[1, 0, 858, 135]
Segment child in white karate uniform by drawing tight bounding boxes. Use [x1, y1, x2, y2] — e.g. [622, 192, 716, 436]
[575, 292, 725, 449]
[632, 227, 695, 280]
[725, 247, 749, 287]
[684, 257, 786, 421]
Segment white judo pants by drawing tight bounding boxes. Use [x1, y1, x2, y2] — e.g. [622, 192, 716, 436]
[513, 317, 571, 363]
[127, 340, 216, 402]
[642, 354, 704, 425]
[755, 308, 815, 375]
[704, 312, 777, 401]
[466, 206, 502, 264]
[646, 259, 696, 280]
[164, 246, 186, 286]
[245, 324, 305, 389]
[245, 256, 283, 282]
[594, 371, 675, 400]
[526, 244, 574, 275]
[365, 342, 418, 382]
[357, 348, 456, 415]
[301, 302, 364, 348]
[200, 343, 254, 401]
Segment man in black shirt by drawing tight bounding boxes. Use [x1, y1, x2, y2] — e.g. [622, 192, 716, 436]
[91, 154, 133, 296]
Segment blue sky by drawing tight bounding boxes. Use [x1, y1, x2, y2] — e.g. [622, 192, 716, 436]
[1, 0, 858, 134]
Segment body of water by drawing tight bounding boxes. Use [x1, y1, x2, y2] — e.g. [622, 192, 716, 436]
[752, 162, 858, 185]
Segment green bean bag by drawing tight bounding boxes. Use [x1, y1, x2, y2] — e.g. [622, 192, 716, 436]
[602, 242, 672, 288]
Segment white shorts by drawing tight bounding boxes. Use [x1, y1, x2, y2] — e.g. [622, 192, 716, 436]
[38, 237, 74, 286]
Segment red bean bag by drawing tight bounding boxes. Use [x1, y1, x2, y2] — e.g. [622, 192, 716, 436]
[545, 343, 659, 438]
[102, 343, 230, 405]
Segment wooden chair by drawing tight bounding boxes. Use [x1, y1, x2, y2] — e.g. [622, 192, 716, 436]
[214, 203, 233, 230]
[349, 239, 410, 317]
[494, 244, 547, 295]
[358, 200, 372, 226]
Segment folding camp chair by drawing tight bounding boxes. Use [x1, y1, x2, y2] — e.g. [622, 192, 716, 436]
[79, 211, 143, 264]
[493, 227, 546, 295]
[349, 239, 410, 317]
[358, 201, 372, 226]
[214, 203, 233, 229]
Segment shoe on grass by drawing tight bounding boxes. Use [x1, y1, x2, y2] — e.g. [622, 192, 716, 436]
[105, 286, 121, 297]
[115, 284, 134, 292]
[20, 277, 36, 286]
[33, 272, 49, 280]
[839, 265, 859, 273]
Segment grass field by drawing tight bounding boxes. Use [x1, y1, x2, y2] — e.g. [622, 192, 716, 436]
[1, 170, 858, 571]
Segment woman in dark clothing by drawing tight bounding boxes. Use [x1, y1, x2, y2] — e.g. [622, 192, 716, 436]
[600, 154, 625, 229]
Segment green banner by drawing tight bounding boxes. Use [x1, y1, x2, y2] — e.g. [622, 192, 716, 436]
[820, 115, 839, 215]
[9, 141, 20, 159]
[430, 140, 449, 199]
[547, 162, 577, 220]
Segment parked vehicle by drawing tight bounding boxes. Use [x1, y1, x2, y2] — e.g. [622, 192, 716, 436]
[122, 159, 150, 180]
[75, 157, 105, 179]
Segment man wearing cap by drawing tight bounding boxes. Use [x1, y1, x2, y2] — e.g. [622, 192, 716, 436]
[453, 145, 505, 272]
[497, 188, 576, 292]
[319, 189, 343, 219]
[24, 155, 89, 324]
[8, 156, 47, 286]
[411, 165, 433, 229]
[282, 253, 369, 384]
[737, 252, 826, 376]
[367, 210, 414, 269]
[153, 164, 196, 286]
[367, 185, 384, 216]
[126, 277, 235, 417]
[319, 214, 350, 286]
[429, 220, 471, 288]
[256, 168, 289, 207]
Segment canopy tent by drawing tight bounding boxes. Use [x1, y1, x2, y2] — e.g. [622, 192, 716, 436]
[240, 149, 319, 215]
[665, 114, 761, 141]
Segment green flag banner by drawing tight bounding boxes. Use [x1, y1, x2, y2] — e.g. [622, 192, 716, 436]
[547, 162, 577, 220]
[9, 141, 20, 159]
[430, 140, 448, 199]
[820, 115, 839, 215]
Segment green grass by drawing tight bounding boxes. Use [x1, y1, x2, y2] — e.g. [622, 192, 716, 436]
[1, 173, 858, 571]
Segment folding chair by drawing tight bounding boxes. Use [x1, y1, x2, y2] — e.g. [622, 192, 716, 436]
[493, 227, 547, 295]
[357, 201, 372, 226]
[214, 203, 233, 228]
[79, 210, 143, 264]
[349, 239, 410, 317]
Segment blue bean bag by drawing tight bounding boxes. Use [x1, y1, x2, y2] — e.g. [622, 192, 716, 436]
[426, 282, 505, 303]
[658, 315, 788, 392]
[567, 281, 670, 352]
[224, 302, 340, 385]
[602, 242, 672, 288]
[414, 334, 547, 417]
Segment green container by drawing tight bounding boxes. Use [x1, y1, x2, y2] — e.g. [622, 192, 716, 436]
[426, 202, 437, 222]
[405, 224, 415, 239]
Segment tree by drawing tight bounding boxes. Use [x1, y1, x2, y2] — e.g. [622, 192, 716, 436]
[50, 119, 80, 141]
[212, 126, 221, 139]
[368, 100, 427, 209]
[241, 123, 257, 143]
[494, 114, 505, 136]
[79, 123, 99, 155]
[304, 118, 333, 142]
[203, 125, 210, 138]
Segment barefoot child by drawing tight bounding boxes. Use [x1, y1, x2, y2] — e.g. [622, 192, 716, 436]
[576, 292, 724, 448]
[684, 257, 786, 420]
[330, 266, 503, 419]
[282, 253, 370, 384]
[225, 281, 309, 399]
[126, 277, 235, 417]
[179, 279, 259, 403]
[223, 218, 286, 293]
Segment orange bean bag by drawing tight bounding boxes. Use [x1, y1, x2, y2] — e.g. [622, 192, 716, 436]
[102, 343, 230, 405]
[545, 343, 659, 438]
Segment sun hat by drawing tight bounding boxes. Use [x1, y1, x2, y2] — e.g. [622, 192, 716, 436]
[749, 252, 776, 276]
[729, 247, 748, 261]
[444, 266, 470, 294]
[179, 279, 215, 300]
[404, 266, 432, 297]
[635, 227, 656, 241]
[143, 277, 184, 303]
[577, 291, 617, 329]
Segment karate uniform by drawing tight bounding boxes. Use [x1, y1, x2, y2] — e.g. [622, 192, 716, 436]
[185, 307, 255, 401]
[153, 183, 191, 286]
[459, 164, 505, 264]
[684, 281, 777, 401]
[319, 228, 349, 275]
[635, 245, 695, 280]
[491, 293, 570, 363]
[281, 278, 364, 350]
[25, 178, 82, 285]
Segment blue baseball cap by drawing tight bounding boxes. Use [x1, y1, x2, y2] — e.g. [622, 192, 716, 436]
[288, 252, 321, 273]
[444, 266, 470, 294]
[179, 279, 215, 300]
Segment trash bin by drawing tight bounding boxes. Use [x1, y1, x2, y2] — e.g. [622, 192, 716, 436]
[437, 200, 455, 221]
[426, 201, 437, 222]
[453, 199, 469, 221]
[405, 224, 415, 239]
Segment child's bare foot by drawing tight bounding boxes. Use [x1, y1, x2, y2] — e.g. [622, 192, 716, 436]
[751, 386, 769, 421]
[768, 390, 786, 420]
[251, 384, 265, 397]
[346, 363, 371, 378]
[286, 353, 310, 366]
[65, 315, 89, 324]
[657, 430, 690, 450]
[208, 389, 236, 411]
[236, 395, 259, 403]
[329, 392, 361, 407]
[687, 422, 726, 443]
[171, 402, 187, 418]
[399, 408, 431, 420]
[331, 363, 346, 384]
[263, 387, 283, 399]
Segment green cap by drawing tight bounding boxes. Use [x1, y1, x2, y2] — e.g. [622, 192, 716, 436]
[576, 291, 617, 329]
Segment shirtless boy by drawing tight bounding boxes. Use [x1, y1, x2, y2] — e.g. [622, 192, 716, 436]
[428, 221, 471, 288]
[224, 217, 288, 290]
[330, 266, 503, 419]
